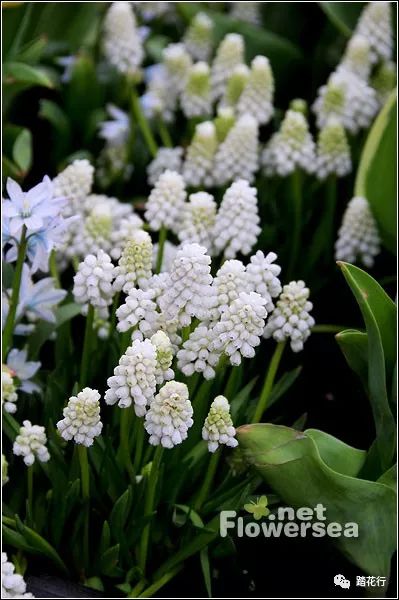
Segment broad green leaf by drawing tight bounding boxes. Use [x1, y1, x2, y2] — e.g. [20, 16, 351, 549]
[305, 429, 366, 477]
[110, 487, 132, 543]
[355, 91, 397, 254]
[3, 61, 54, 88]
[12, 128, 32, 173]
[338, 262, 396, 471]
[319, 3, 365, 37]
[13, 518, 68, 575]
[39, 99, 71, 161]
[237, 423, 396, 577]
[336, 329, 368, 391]
[99, 544, 120, 576]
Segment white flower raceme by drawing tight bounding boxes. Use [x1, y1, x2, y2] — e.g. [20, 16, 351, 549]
[2, 455, 8, 486]
[246, 251, 282, 313]
[109, 214, 144, 261]
[315, 117, 352, 180]
[264, 281, 315, 352]
[212, 180, 261, 259]
[53, 159, 94, 217]
[354, 1, 393, 64]
[371, 60, 397, 105]
[142, 64, 174, 121]
[163, 43, 192, 96]
[73, 250, 115, 318]
[202, 395, 238, 452]
[214, 106, 235, 141]
[219, 64, 249, 110]
[261, 109, 315, 176]
[212, 292, 267, 365]
[230, 2, 261, 25]
[177, 325, 221, 380]
[57, 388, 103, 447]
[181, 62, 212, 118]
[213, 114, 259, 185]
[144, 381, 193, 448]
[152, 240, 179, 273]
[151, 330, 174, 384]
[212, 260, 249, 316]
[183, 12, 214, 61]
[134, 1, 174, 22]
[145, 170, 187, 234]
[312, 68, 379, 134]
[94, 310, 111, 340]
[2, 366, 17, 414]
[113, 230, 153, 293]
[147, 147, 183, 186]
[103, 2, 143, 75]
[116, 287, 158, 334]
[105, 339, 157, 416]
[335, 196, 380, 268]
[177, 192, 217, 252]
[182, 121, 218, 188]
[159, 244, 215, 327]
[340, 34, 372, 80]
[13, 420, 50, 466]
[211, 33, 245, 101]
[237, 56, 274, 125]
[2, 553, 34, 599]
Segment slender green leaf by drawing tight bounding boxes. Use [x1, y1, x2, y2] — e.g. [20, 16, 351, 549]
[12, 128, 32, 173]
[319, 2, 365, 37]
[336, 329, 368, 391]
[3, 61, 54, 88]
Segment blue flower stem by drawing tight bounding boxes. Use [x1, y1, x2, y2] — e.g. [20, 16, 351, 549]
[2, 225, 27, 361]
[77, 444, 90, 571]
[79, 304, 94, 388]
[252, 341, 286, 424]
[131, 87, 158, 158]
[287, 169, 302, 280]
[139, 445, 163, 575]
[194, 450, 220, 511]
[155, 226, 167, 274]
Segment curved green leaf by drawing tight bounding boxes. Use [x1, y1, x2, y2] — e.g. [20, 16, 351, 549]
[355, 91, 397, 254]
[319, 2, 365, 37]
[12, 127, 32, 173]
[336, 329, 368, 391]
[237, 423, 396, 577]
[3, 61, 54, 88]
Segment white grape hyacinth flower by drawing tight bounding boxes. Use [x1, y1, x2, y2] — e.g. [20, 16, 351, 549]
[144, 381, 193, 448]
[213, 291, 267, 365]
[182, 121, 218, 188]
[147, 147, 183, 187]
[103, 1, 143, 75]
[230, 2, 261, 25]
[264, 281, 315, 352]
[354, 1, 393, 64]
[2, 455, 9, 487]
[2, 553, 35, 599]
[159, 243, 215, 327]
[202, 395, 238, 452]
[177, 325, 221, 380]
[145, 170, 187, 234]
[177, 191, 217, 252]
[73, 250, 115, 318]
[53, 159, 94, 217]
[13, 420, 50, 466]
[57, 388, 103, 447]
[109, 213, 144, 261]
[105, 339, 157, 416]
[151, 330, 174, 384]
[237, 55, 274, 125]
[212, 180, 261, 259]
[219, 64, 250, 110]
[183, 11, 214, 61]
[315, 117, 352, 180]
[213, 114, 259, 185]
[116, 287, 158, 334]
[371, 60, 397, 106]
[211, 33, 245, 101]
[113, 230, 153, 293]
[339, 34, 372, 81]
[181, 61, 212, 119]
[246, 251, 282, 313]
[335, 196, 380, 268]
[163, 43, 192, 96]
[2, 366, 18, 414]
[212, 259, 249, 316]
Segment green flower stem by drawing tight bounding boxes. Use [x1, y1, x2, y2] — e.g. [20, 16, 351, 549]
[79, 304, 95, 388]
[110, 292, 120, 332]
[155, 226, 167, 274]
[27, 465, 34, 524]
[120, 409, 136, 483]
[49, 249, 60, 287]
[181, 325, 191, 343]
[139, 445, 164, 575]
[77, 444, 90, 570]
[158, 118, 173, 148]
[252, 341, 286, 423]
[325, 174, 337, 258]
[129, 580, 147, 598]
[133, 419, 145, 474]
[287, 169, 302, 280]
[131, 88, 158, 158]
[312, 324, 347, 333]
[2, 225, 28, 361]
[194, 450, 220, 511]
[137, 565, 183, 598]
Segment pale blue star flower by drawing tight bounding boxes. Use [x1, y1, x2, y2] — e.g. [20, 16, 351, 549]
[6, 348, 41, 394]
[17, 264, 67, 324]
[98, 104, 130, 146]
